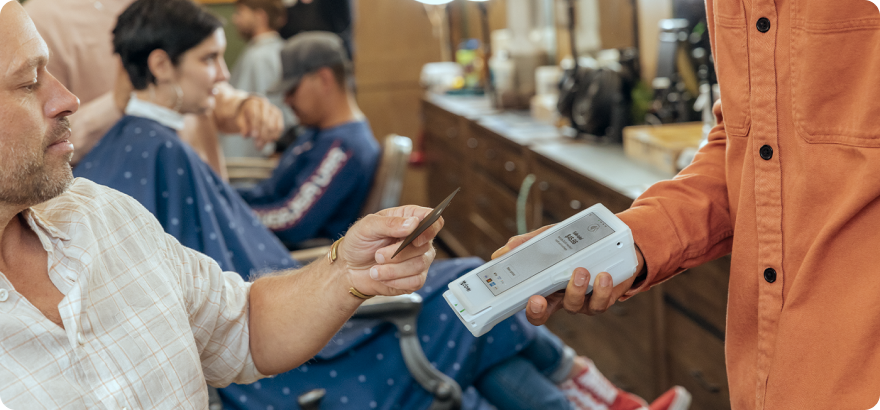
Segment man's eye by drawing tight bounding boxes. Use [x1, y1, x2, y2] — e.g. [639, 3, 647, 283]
[22, 79, 39, 92]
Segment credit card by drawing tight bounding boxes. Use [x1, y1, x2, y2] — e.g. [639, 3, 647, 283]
[391, 187, 460, 259]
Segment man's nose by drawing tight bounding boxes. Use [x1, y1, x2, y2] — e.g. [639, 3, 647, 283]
[43, 72, 79, 119]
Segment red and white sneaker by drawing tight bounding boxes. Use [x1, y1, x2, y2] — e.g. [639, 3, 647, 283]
[649, 386, 692, 410]
[559, 359, 650, 410]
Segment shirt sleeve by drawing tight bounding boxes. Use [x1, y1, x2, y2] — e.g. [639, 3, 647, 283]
[246, 140, 359, 244]
[160, 232, 268, 387]
[617, 100, 734, 298]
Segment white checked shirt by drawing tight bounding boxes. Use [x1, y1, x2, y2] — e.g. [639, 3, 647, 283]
[0, 179, 265, 409]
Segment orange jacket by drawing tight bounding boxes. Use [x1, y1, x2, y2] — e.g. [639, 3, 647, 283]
[618, 0, 880, 408]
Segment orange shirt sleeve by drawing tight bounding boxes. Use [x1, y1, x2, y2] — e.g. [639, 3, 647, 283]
[618, 100, 734, 297]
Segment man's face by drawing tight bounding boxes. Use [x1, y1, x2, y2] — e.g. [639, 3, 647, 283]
[232, 4, 257, 41]
[284, 70, 326, 127]
[0, 2, 79, 207]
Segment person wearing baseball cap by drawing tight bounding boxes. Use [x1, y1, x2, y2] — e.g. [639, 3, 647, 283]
[240, 31, 379, 247]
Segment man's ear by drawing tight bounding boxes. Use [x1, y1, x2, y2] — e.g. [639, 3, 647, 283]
[317, 67, 337, 90]
[146, 49, 175, 84]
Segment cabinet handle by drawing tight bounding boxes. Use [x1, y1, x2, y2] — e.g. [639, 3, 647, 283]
[517, 174, 536, 235]
[505, 161, 516, 172]
[690, 369, 722, 393]
[467, 138, 478, 149]
[570, 200, 582, 210]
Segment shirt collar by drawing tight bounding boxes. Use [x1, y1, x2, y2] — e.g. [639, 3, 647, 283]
[250, 31, 282, 46]
[124, 94, 187, 131]
[23, 208, 71, 242]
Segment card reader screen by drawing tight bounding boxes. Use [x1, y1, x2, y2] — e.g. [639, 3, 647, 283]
[479, 213, 614, 296]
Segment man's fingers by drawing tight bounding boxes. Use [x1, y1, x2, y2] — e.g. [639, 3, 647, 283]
[368, 251, 431, 283]
[235, 107, 252, 138]
[245, 102, 262, 138]
[562, 268, 590, 313]
[525, 295, 550, 325]
[377, 268, 428, 292]
[262, 105, 282, 141]
[376, 205, 434, 220]
[413, 217, 443, 247]
[358, 214, 422, 239]
[376, 239, 433, 263]
[587, 272, 614, 315]
[525, 293, 565, 325]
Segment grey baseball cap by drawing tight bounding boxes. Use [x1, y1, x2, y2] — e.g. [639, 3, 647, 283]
[268, 31, 350, 95]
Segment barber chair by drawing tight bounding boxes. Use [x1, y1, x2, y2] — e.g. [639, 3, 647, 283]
[207, 135, 463, 410]
[293, 135, 462, 410]
[298, 293, 462, 410]
[225, 156, 278, 185]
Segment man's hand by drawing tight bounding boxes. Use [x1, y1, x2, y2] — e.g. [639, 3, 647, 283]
[492, 225, 645, 326]
[338, 205, 443, 297]
[234, 96, 283, 150]
[211, 83, 284, 149]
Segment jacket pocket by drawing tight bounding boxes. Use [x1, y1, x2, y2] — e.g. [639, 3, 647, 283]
[791, 0, 880, 146]
[713, 0, 752, 137]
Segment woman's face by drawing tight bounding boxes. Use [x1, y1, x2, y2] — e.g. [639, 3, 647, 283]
[174, 28, 229, 114]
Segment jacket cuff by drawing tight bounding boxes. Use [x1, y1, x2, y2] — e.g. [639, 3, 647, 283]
[616, 204, 684, 300]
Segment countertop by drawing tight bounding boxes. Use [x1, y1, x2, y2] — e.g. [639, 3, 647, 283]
[426, 93, 674, 200]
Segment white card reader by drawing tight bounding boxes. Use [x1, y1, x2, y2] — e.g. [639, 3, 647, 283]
[443, 203, 638, 337]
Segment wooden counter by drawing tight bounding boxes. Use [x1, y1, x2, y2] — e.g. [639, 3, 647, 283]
[423, 94, 732, 408]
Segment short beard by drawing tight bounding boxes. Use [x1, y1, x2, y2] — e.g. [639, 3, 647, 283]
[0, 118, 74, 207]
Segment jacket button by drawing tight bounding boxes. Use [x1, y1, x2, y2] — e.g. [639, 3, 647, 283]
[757, 17, 771, 33]
[760, 145, 773, 160]
[764, 268, 777, 283]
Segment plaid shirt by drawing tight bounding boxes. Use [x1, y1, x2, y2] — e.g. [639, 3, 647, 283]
[0, 179, 265, 409]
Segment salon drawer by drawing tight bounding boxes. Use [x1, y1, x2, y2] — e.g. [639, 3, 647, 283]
[460, 213, 507, 262]
[425, 145, 470, 240]
[532, 161, 602, 222]
[531, 154, 633, 221]
[666, 306, 731, 410]
[471, 171, 520, 240]
[545, 291, 659, 400]
[425, 141, 464, 205]
[468, 123, 529, 193]
[662, 256, 730, 335]
[423, 100, 466, 155]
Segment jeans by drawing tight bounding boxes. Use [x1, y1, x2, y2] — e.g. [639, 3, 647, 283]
[474, 326, 576, 410]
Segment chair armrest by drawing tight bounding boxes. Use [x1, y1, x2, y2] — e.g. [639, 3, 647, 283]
[354, 294, 423, 319]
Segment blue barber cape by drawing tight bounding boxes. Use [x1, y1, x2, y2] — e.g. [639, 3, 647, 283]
[74, 116, 296, 278]
[240, 121, 380, 245]
[74, 116, 536, 410]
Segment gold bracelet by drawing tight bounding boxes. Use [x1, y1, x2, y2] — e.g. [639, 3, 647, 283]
[327, 237, 375, 299]
[327, 237, 343, 264]
[348, 287, 375, 300]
